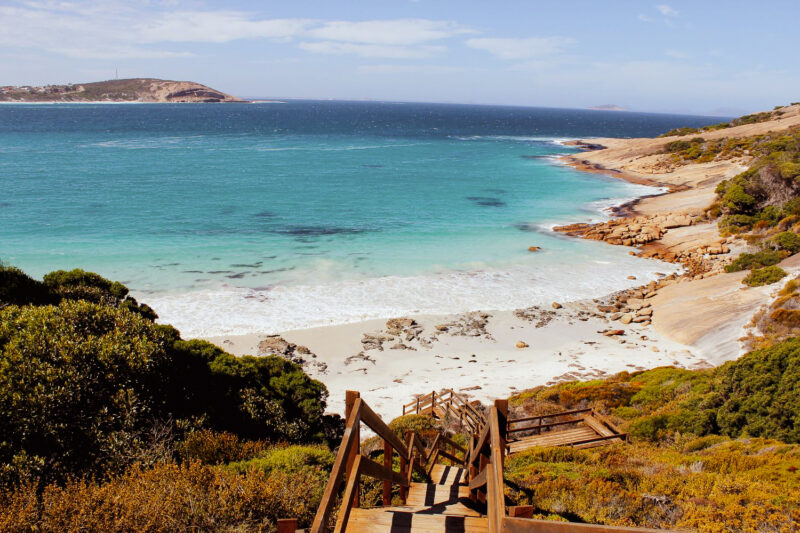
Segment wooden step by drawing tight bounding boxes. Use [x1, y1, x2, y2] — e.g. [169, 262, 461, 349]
[406, 483, 472, 508]
[346, 507, 488, 533]
[429, 464, 467, 485]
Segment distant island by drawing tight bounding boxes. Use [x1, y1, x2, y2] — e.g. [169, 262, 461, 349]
[587, 104, 627, 111]
[0, 78, 244, 103]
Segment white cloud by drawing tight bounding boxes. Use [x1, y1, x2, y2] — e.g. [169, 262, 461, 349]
[357, 64, 466, 74]
[637, 14, 654, 22]
[298, 41, 444, 59]
[139, 12, 314, 43]
[0, 3, 472, 60]
[306, 19, 473, 46]
[656, 4, 679, 17]
[465, 36, 574, 60]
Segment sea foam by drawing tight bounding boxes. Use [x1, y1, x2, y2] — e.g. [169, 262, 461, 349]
[147, 257, 680, 338]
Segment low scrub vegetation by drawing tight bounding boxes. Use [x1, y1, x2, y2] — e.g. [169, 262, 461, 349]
[507, 338, 800, 530]
[658, 108, 787, 137]
[0, 264, 338, 532]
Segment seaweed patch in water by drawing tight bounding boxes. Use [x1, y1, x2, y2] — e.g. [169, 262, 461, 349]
[466, 196, 507, 207]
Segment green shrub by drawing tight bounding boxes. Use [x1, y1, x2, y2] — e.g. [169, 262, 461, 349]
[773, 231, 800, 253]
[176, 429, 268, 465]
[711, 338, 800, 442]
[725, 250, 782, 272]
[0, 295, 330, 484]
[743, 266, 787, 286]
[722, 184, 756, 213]
[227, 445, 334, 475]
[0, 266, 54, 306]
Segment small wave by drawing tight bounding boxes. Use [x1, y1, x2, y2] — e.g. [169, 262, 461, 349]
[146, 258, 680, 338]
[256, 142, 424, 152]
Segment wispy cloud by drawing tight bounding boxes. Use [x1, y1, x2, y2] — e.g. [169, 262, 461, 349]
[665, 49, 688, 59]
[357, 64, 467, 74]
[637, 14, 654, 22]
[298, 42, 445, 59]
[656, 4, 679, 17]
[465, 36, 574, 60]
[306, 19, 474, 46]
[0, 2, 473, 60]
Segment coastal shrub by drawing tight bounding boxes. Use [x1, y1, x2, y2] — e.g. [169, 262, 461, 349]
[504, 438, 800, 531]
[773, 231, 800, 253]
[724, 249, 782, 272]
[0, 461, 326, 532]
[176, 429, 268, 465]
[226, 444, 334, 475]
[0, 265, 54, 307]
[43, 268, 157, 320]
[743, 265, 787, 286]
[0, 280, 330, 484]
[711, 338, 800, 442]
[0, 300, 177, 483]
[722, 184, 756, 213]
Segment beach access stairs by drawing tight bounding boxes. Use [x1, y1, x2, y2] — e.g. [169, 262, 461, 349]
[280, 390, 665, 533]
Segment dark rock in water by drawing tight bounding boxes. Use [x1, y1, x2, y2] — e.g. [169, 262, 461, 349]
[254, 210, 276, 218]
[274, 225, 369, 237]
[466, 196, 506, 207]
[520, 155, 549, 160]
[226, 272, 249, 279]
[0, 202, 12, 207]
[231, 262, 263, 268]
[208, 270, 233, 274]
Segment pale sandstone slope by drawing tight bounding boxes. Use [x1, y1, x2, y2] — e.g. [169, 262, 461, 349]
[563, 104, 800, 362]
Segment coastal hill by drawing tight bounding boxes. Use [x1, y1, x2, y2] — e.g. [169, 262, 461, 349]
[0, 78, 244, 103]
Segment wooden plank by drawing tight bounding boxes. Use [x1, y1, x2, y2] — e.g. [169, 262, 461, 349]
[507, 418, 584, 434]
[359, 400, 409, 458]
[469, 468, 487, 491]
[501, 517, 671, 533]
[359, 455, 409, 486]
[333, 455, 362, 533]
[277, 518, 298, 533]
[469, 422, 491, 465]
[310, 397, 362, 533]
[581, 414, 615, 437]
[507, 408, 593, 426]
[383, 439, 392, 506]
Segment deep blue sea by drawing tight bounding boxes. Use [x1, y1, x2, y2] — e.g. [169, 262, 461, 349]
[0, 101, 720, 335]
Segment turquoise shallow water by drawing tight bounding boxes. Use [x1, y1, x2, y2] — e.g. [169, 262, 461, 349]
[0, 101, 719, 335]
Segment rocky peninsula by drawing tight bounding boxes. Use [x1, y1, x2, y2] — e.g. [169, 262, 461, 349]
[0, 78, 244, 103]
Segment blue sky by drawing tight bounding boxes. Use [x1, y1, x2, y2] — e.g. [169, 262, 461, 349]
[1, 0, 798, 115]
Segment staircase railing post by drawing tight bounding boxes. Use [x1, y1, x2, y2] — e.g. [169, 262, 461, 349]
[383, 438, 392, 506]
[345, 390, 360, 508]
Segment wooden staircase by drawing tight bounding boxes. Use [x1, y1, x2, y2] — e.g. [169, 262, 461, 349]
[346, 465, 487, 532]
[293, 391, 669, 533]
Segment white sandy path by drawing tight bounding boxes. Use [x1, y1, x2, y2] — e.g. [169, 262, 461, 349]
[206, 302, 708, 420]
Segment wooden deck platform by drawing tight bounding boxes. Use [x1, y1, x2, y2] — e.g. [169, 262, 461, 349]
[507, 409, 626, 454]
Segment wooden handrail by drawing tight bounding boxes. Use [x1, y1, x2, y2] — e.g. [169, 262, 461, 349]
[507, 417, 585, 435]
[507, 408, 593, 426]
[311, 397, 363, 533]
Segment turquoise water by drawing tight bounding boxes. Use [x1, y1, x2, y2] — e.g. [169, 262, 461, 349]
[0, 102, 719, 335]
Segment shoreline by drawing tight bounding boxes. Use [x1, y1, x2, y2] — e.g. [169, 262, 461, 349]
[204, 105, 800, 418]
[199, 148, 716, 419]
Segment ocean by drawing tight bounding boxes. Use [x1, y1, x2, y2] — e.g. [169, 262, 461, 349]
[0, 101, 720, 336]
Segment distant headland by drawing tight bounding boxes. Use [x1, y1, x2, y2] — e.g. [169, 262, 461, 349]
[0, 78, 245, 103]
[587, 104, 627, 111]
